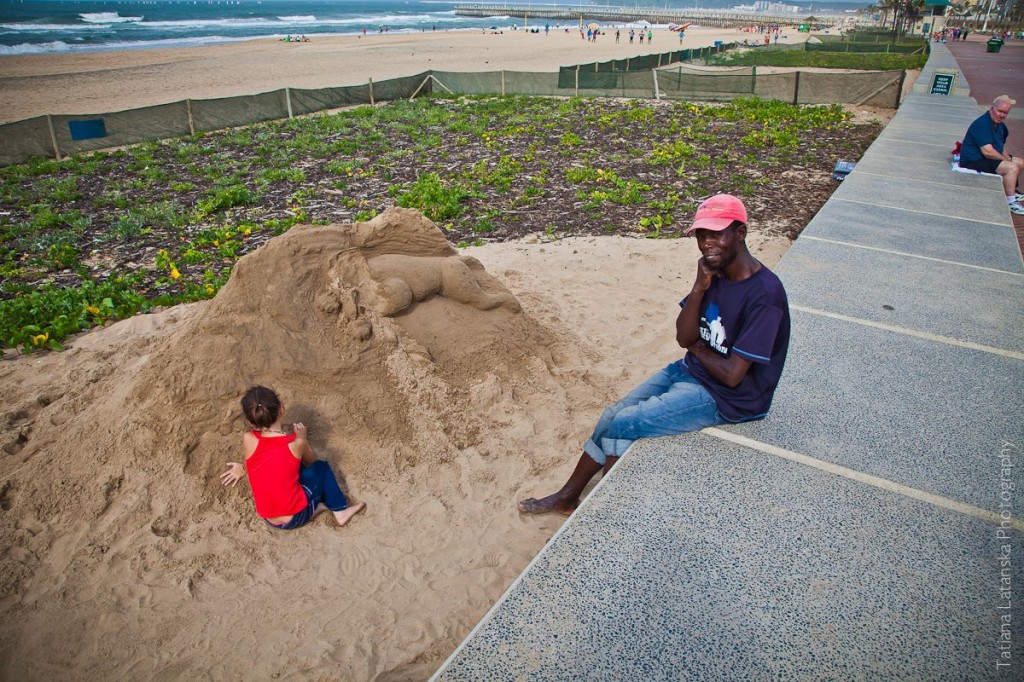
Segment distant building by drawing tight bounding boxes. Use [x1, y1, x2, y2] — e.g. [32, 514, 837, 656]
[732, 2, 802, 13]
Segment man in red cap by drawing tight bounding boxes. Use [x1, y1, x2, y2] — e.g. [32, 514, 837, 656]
[519, 194, 790, 515]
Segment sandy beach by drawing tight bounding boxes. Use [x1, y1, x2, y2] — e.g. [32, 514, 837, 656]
[0, 27, 801, 680]
[0, 25, 806, 123]
[0, 212, 790, 680]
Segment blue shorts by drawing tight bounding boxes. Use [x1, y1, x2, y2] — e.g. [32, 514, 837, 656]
[960, 157, 1001, 174]
[583, 360, 727, 465]
[266, 460, 348, 530]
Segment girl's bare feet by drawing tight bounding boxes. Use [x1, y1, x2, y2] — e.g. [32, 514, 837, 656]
[333, 502, 366, 527]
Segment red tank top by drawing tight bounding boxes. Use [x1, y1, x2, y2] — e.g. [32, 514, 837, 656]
[246, 432, 307, 518]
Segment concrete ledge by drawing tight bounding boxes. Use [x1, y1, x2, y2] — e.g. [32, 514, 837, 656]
[435, 433, 1017, 681]
[431, 38, 1023, 682]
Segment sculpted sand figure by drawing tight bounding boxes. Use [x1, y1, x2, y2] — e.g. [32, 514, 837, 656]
[367, 253, 522, 316]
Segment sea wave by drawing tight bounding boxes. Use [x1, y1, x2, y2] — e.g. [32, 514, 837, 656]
[0, 22, 113, 32]
[80, 12, 144, 24]
[136, 13, 442, 29]
[0, 40, 72, 55]
[277, 16, 317, 22]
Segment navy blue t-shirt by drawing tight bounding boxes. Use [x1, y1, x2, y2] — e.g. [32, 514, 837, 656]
[680, 266, 790, 422]
[961, 111, 1008, 164]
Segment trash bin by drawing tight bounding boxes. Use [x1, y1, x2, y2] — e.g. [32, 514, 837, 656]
[987, 38, 1004, 53]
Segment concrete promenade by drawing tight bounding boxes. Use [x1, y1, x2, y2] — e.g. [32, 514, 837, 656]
[432, 43, 1024, 680]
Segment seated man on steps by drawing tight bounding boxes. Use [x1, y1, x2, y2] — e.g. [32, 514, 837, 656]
[959, 95, 1024, 215]
[518, 194, 791, 516]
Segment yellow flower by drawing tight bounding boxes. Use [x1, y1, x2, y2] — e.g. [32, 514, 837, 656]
[242, 228, 251, 236]
[213, 240, 219, 247]
[32, 333, 48, 346]
[205, 285, 215, 295]
[85, 305, 100, 315]
[170, 266, 181, 280]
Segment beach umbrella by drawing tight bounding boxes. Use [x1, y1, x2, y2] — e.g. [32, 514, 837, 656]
[587, 23, 600, 29]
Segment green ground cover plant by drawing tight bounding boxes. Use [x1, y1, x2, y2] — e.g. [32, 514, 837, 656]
[706, 49, 927, 70]
[0, 94, 882, 352]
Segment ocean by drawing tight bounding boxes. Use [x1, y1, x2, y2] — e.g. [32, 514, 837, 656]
[0, 0, 863, 55]
[0, 0, 519, 55]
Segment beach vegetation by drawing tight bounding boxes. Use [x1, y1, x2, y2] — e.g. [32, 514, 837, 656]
[705, 48, 927, 71]
[0, 94, 881, 352]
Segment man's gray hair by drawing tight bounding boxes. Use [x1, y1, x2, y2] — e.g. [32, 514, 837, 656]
[994, 95, 1017, 107]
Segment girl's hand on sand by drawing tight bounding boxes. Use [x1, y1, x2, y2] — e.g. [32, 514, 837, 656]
[293, 422, 307, 439]
[220, 462, 245, 487]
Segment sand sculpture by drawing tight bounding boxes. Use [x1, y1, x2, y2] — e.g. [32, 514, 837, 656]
[0, 207, 613, 679]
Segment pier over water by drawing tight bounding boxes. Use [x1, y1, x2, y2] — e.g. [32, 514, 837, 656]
[453, 4, 837, 28]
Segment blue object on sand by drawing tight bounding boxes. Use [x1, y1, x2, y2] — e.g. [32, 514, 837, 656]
[832, 159, 856, 181]
[68, 119, 107, 140]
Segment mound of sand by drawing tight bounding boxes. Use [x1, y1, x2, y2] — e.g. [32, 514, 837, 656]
[0, 208, 615, 679]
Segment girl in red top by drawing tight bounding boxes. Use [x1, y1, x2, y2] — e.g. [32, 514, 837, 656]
[221, 385, 365, 529]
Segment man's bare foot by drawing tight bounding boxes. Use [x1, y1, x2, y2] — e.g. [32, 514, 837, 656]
[517, 495, 575, 516]
[333, 502, 366, 527]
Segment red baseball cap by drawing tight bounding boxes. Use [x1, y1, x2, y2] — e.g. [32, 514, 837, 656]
[684, 194, 747, 236]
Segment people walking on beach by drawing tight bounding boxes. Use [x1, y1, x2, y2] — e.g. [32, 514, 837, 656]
[639, 31, 644, 44]
[647, 29, 653, 43]
[958, 95, 1024, 214]
[616, 29, 620, 43]
[221, 385, 366, 529]
[518, 195, 791, 516]
[629, 29, 635, 44]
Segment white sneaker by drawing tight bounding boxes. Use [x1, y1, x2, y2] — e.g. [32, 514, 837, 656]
[1015, 192, 1024, 202]
[1009, 200, 1024, 216]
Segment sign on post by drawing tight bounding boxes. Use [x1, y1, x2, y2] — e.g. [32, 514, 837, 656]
[929, 70, 958, 96]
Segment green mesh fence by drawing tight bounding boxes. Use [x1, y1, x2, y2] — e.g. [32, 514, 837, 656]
[753, 72, 800, 101]
[0, 54, 902, 167]
[0, 117, 62, 166]
[577, 70, 657, 99]
[796, 70, 902, 106]
[658, 70, 757, 100]
[291, 84, 373, 115]
[558, 43, 733, 88]
[432, 71, 505, 96]
[367, 72, 431, 101]
[191, 90, 289, 133]
[503, 71, 563, 97]
[52, 101, 192, 156]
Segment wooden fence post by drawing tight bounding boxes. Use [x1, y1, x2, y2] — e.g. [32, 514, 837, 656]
[186, 99, 196, 136]
[285, 88, 294, 119]
[793, 70, 801, 105]
[46, 115, 61, 160]
[369, 77, 374, 105]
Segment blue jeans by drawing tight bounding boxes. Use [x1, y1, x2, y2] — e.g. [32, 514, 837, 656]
[583, 360, 726, 465]
[269, 460, 349, 530]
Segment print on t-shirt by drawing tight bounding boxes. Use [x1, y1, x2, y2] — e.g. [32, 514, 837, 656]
[700, 301, 729, 355]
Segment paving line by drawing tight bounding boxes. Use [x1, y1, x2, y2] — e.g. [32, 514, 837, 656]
[801, 236, 1024, 275]
[831, 197, 1010, 227]
[705, 427, 1024, 531]
[848, 169, 1004, 192]
[872, 137, 952, 148]
[790, 304, 1024, 361]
